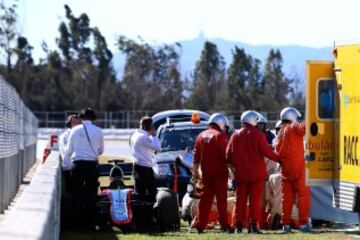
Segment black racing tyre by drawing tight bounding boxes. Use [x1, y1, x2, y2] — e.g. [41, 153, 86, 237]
[154, 188, 180, 231]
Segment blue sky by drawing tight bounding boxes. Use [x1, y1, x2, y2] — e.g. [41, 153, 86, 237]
[11, 0, 360, 58]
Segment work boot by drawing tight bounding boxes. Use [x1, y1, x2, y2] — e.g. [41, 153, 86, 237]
[196, 228, 204, 234]
[270, 214, 281, 230]
[299, 224, 311, 233]
[248, 223, 262, 234]
[221, 225, 234, 234]
[235, 224, 243, 234]
[282, 225, 292, 233]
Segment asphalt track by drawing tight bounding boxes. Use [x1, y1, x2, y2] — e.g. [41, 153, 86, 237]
[37, 139, 133, 162]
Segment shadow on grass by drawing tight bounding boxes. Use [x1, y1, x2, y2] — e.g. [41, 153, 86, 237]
[60, 229, 120, 240]
[60, 226, 360, 240]
[60, 226, 182, 240]
[344, 230, 360, 236]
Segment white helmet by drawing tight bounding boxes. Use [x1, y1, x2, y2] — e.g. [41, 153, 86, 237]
[275, 120, 282, 129]
[241, 110, 261, 126]
[225, 116, 233, 129]
[280, 107, 302, 123]
[209, 113, 227, 131]
[257, 115, 268, 124]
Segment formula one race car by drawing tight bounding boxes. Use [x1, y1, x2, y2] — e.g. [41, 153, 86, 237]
[96, 160, 180, 232]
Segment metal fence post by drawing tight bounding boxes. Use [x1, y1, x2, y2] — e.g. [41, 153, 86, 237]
[126, 111, 130, 129]
[45, 112, 49, 128]
[109, 112, 113, 128]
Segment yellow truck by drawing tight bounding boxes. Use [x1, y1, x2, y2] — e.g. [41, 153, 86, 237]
[306, 43, 360, 213]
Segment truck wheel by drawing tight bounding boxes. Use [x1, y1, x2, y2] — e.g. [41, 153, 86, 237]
[154, 188, 180, 231]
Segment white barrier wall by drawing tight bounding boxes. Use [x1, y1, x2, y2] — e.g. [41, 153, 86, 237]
[0, 151, 61, 240]
[38, 128, 136, 140]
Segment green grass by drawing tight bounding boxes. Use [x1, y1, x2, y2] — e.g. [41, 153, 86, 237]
[60, 224, 359, 240]
[67, 155, 358, 239]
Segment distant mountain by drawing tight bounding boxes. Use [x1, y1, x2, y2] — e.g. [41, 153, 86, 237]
[113, 34, 333, 84]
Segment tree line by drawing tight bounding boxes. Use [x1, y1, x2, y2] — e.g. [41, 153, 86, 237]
[0, 2, 304, 113]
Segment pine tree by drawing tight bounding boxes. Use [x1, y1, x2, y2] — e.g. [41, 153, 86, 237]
[92, 27, 116, 110]
[288, 67, 305, 111]
[51, 5, 120, 110]
[227, 47, 263, 111]
[187, 41, 226, 111]
[0, 0, 18, 73]
[227, 47, 252, 110]
[12, 36, 34, 103]
[118, 37, 183, 110]
[262, 49, 291, 112]
[247, 58, 263, 110]
[118, 37, 156, 110]
[152, 44, 183, 110]
[163, 60, 183, 109]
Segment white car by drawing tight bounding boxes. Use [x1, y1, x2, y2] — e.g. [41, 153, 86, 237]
[151, 110, 210, 202]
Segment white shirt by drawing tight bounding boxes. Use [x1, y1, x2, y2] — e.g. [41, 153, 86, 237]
[59, 129, 73, 170]
[130, 129, 161, 167]
[66, 120, 104, 162]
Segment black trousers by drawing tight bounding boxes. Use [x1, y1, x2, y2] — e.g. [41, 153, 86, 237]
[72, 161, 99, 227]
[61, 170, 75, 229]
[133, 164, 157, 202]
[62, 170, 73, 194]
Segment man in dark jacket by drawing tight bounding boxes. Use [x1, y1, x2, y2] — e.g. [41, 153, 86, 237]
[257, 115, 276, 146]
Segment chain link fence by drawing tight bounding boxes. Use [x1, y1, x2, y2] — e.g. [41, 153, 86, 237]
[0, 76, 38, 213]
[34, 110, 157, 129]
[34, 110, 282, 129]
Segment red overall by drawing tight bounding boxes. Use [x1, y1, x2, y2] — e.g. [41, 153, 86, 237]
[226, 125, 280, 227]
[275, 122, 310, 226]
[193, 125, 229, 230]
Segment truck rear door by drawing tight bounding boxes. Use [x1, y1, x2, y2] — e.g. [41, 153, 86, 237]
[305, 61, 336, 186]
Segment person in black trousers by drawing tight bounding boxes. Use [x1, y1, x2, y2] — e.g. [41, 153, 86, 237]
[130, 116, 161, 202]
[66, 108, 104, 230]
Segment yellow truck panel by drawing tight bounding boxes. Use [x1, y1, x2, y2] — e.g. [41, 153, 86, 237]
[334, 44, 360, 185]
[305, 61, 335, 186]
[332, 44, 360, 211]
[306, 45, 360, 212]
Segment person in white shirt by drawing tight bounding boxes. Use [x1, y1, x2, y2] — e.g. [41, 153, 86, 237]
[59, 114, 80, 193]
[66, 107, 104, 230]
[130, 116, 161, 202]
